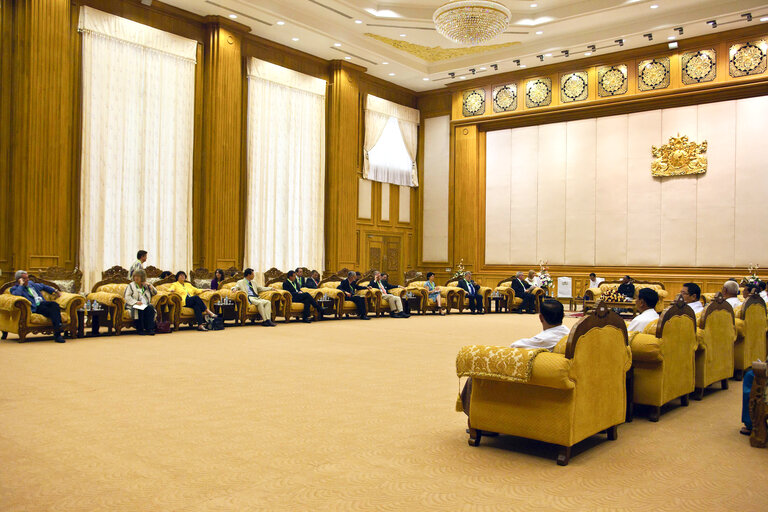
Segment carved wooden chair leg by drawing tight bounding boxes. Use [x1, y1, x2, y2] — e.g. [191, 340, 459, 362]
[721, 379, 729, 390]
[692, 387, 704, 401]
[733, 369, 744, 381]
[649, 406, 661, 422]
[680, 394, 689, 407]
[607, 425, 618, 441]
[557, 446, 571, 466]
[468, 428, 482, 447]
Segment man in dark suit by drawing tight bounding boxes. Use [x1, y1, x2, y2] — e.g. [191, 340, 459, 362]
[510, 271, 537, 314]
[338, 271, 370, 320]
[303, 270, 320, 289]
[283, 270, 321, 323]
[381, 273, 411, 315]
[458, 272, 484, 314]
[617, 275, 635, 299]
[295, 267, 305, 288]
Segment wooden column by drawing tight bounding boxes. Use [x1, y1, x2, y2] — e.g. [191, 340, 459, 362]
[196, 16, 249, 270]
[452, 125, 481, 271]
[9, 0, 75, 271]
[325, 60, 364, 271]
[0, 1, 12, 273]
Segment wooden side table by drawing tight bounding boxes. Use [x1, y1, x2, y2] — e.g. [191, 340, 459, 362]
[491, 296, 506, 313]
[317, 298, 336, 317]
[213, 302, 238, 324]
[405, 296, 422, 315]
[76, 308, 108, 337]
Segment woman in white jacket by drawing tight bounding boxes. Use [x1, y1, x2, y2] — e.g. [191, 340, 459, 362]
[124, 269, 158, 335]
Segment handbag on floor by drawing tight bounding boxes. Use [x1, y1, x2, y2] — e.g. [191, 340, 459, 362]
[155, 320, 171, 333]
[207, 316, 225, 330]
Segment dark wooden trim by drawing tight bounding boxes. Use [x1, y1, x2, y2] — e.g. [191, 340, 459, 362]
[739, 290, 767, 320]
[565, 302, 628, 359]
[701, 292, 735, 325]
[656, 295, 696, 338]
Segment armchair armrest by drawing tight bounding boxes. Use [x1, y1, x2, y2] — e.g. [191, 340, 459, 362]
[630, 333, 663, 363]
[55, 292, 85, 310]
[87, 291, 125, 312]
[529, 353, 575, 390]
[584, 287, 602, 301]
[0, 294, 32, 324]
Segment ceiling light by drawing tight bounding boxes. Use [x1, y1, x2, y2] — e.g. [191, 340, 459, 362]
[228, 14, 237, 19]
[344, 56, 351, 60]
[400, 33, 407, 37]
[382, 62, 389, 65]
[615, 38, 624, 46]
[423, 77, 430, 81]
[276, 21, 285, 25]
[388, 72, 395, 76]
[355, 20, 363, 24]
[584, 52, 592, 56]
[761, 17, 768, 22]
[519, 64, 526, 68]
[668, 36, 675, 40]
[530, 2, 537, 6]
[742, 13, 753, 22]
[491, 64, 498, 70]
[334, 43, 342, 47]
[544, 53, 552, 57]
[479, 67, 487, 70]
[292, 37, 299, 41]
[650, 4, 658, 8]
[675, 26, 684, 35]
[459, 76, 466, 79]
[433, 1, 512, 45]
[535, 30, 543, 35]
[537, 54, 544, 61]
[668, 41, 678, 49]
[707, 20, 717, 28]
[643, 33, 653, 41]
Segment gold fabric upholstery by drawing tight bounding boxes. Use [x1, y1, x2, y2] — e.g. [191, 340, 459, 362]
[88, 280, 168, 334]
[733, 296, 768, 375]
[695, 304, 736, 391]
[0, 285, 84, 342]
[456, 345, 547, 383]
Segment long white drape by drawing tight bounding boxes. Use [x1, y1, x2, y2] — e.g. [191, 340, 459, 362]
[363, 95, 420, 187]
[78, 7, 196, 291]
[244, 58, 326, 276]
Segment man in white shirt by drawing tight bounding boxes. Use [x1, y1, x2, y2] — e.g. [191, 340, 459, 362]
[525, 270, 541, 289]
[627, 288, 660, 332]
[722, 280, 742, 309]
[510, 299, 570, 350]
[587, 272, 600, 290]
[759, 282, 768, 303]
[372, 271, 408, 318]
[681, 282, 704, 315]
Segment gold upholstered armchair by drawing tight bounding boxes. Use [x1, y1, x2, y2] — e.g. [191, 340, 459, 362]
[493, 276, 545, 313]
[733, 292, 768, 381]
[154, 276, 221, 330]
[356, 271, 408, 317]
[319, 270, 372, 319]
[0, 277, 85, 342]
[629, 296, 698, 421]
[263, 267, 328, 322]
[693, 293, 736, 400]
[88, 276, 171, 335]
[404, 271, 455, 314]
[585, 280, 668, 313]
[457, 303, 631, 465]
[219, 274, 285, 324]
[445, 276, 492, 313]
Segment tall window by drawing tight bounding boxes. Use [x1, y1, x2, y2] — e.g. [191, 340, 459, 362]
[363, 95, 419, 187]
[244, 58, 327, 276]
[77, 6, 197, 290]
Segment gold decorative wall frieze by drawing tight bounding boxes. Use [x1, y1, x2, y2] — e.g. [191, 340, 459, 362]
[365, 33, 518, 62]
[651, 134, 707, 177]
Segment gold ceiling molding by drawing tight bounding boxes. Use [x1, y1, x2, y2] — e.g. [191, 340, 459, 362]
[364, 33, 518, 62]
[651, 134, 707, 177]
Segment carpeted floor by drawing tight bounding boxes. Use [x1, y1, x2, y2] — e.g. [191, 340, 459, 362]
[1, 313, 766, 511]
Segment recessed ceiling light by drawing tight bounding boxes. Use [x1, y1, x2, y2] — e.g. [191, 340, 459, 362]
[355, 19, 363, 24]
[400, 34, 407, 37]
[228, 14, 237, 19]
[761, 16, 768, 22]
[334, 43, 342, 47]
[668, 41, 678, 49]
[650, 4, 658, 8]
[544, 53, 552, 57]
[388, 72, 395, 76]
[276, 21, 285, 25]
[479, 67, 487, 71]
[520, 64, 527, 68]
[584, 52, 592, 56]
[668, 36, 676, 40]
[530, 2, 537, 6]
[535, 30, 543, 35]
[344, 56, 351, 60]
[423, 77, 430, 81]
[382, 62, 389, 65]
[459, 76, 466, 79]
[292, 37, 299, 41]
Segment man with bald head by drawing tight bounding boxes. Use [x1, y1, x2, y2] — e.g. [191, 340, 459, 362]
[722, 280, 742, 309]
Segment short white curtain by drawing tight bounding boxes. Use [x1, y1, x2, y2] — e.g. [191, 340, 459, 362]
[363, 95, 419, 187]
[244, 59, 326, 276]
[78, 7, 196, 291]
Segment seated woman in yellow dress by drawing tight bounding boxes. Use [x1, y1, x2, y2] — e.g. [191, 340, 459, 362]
[169, 271, 216, 331]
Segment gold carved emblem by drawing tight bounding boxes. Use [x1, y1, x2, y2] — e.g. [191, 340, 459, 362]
[651, 134, 707, 177]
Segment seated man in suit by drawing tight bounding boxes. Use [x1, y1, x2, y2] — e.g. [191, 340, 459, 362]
[10, 270, 65, 343]
[617, 275, 635, 300]
[722, 280, 742, 309]
[681, 282, 704, 315]
[372, 271, 408, 318]
[283, 270, 322, 323]
[461, 299, 569, 415]
[234, 268, 276, 327]
[339, 271, 370, 320]
[458, 272, 484, 314]
[295, 267, 306, 288]
[303, 270, 320, 289]
[627, 288, 659, 332]
[381, 273, 411, 315]
[510, 271, 537, 314]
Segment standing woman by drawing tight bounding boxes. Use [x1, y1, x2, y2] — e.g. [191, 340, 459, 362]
[124, 269, 157, 335]
[425, 272, 445, 315]
[170, 271, 216, 331]
[210, 269, 225, 290]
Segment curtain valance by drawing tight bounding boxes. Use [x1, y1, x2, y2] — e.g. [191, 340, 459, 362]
[247, 58, 327, 96]
[77, 6, 197, 62]
[366, 95, 420, 124]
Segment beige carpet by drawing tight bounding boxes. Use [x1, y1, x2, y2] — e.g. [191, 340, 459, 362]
[1, 313, 766, 511]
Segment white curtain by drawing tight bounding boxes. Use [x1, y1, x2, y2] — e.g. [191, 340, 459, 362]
[363, 95, 420, 187]
[78, 7, 197, 291]
[244, 58, 326, 277]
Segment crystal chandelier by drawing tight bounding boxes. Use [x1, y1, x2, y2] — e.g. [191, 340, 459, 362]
[433, 1, 512, 45]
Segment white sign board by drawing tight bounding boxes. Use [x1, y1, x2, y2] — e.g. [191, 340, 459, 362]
[557, 277, 572, 298]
